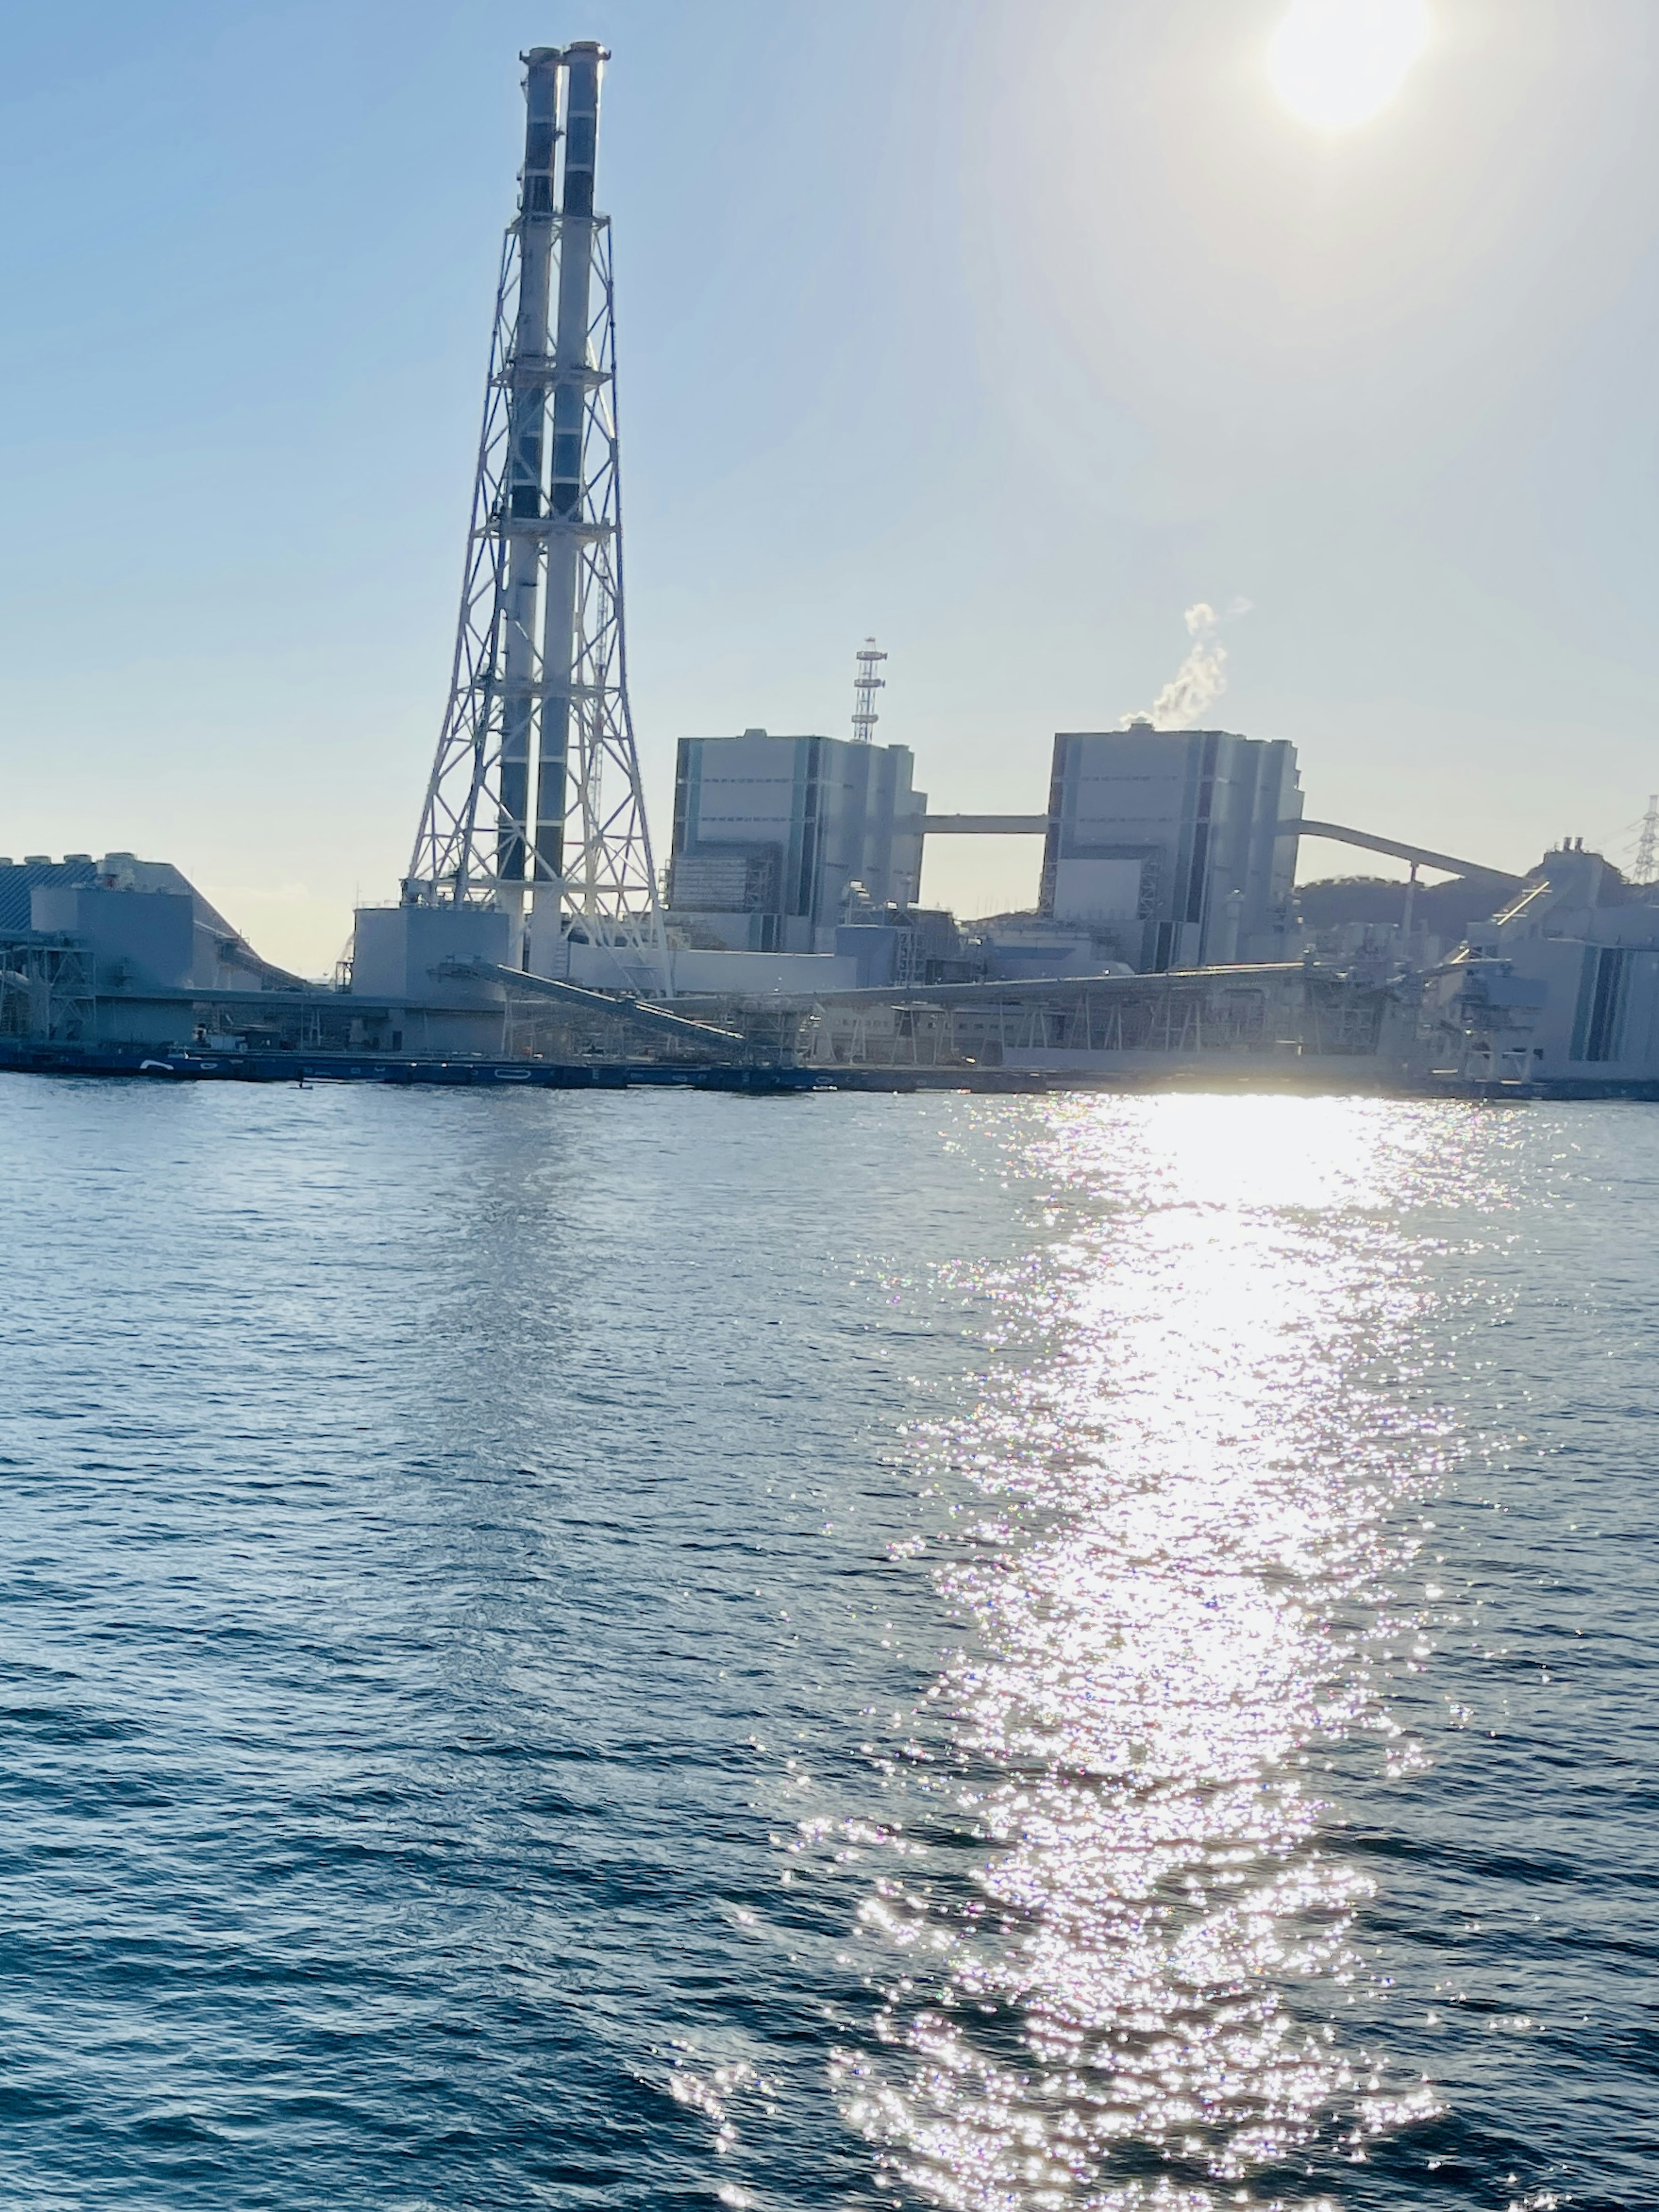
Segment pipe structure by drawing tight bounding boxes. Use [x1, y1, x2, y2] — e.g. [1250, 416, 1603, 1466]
[494, 46, 563, 953]
[921, 812, 1520, 887]
[531, 41, 603, 920]
[1284, 819, 1522, 885]
[441, 961, 745, 1049]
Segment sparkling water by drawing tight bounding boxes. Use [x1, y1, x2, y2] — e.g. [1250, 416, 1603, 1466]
[0, 1079, 1649, 2209]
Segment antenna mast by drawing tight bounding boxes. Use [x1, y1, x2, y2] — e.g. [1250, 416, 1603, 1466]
[851, 638, 887, 744]
[404, 44, 664, 982]
[1636, 794, 1659, 884]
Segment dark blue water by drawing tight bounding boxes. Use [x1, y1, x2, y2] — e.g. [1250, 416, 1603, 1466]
[0, 1081, 1652, 2210]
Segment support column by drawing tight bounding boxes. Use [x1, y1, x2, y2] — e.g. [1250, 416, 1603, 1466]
[496, 46, 563, 963]
[531, 41, 605, 947]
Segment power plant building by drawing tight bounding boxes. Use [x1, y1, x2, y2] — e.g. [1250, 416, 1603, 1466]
[669, 731, 927, 952]
[1039, 728, 1301, 969]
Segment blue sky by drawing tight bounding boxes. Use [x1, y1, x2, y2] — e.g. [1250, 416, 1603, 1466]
[3, 0, 1659, 968]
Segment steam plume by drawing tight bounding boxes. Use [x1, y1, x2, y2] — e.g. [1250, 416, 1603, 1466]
[1122, 601, 1248, 730]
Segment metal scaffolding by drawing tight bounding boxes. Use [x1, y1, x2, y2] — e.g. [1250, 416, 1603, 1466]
[851, 638, 887, 745]
[0, 938, 94, 1042]
[789, 966, 1396, 1072]
[404, 44, 664, 980]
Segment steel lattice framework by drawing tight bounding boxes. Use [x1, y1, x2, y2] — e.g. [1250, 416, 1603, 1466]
[405, 44, 664, 980]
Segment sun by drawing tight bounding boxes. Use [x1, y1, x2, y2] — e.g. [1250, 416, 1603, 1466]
[1267, 0, 1432, 132]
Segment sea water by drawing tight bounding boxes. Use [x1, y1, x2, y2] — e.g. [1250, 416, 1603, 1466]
[0, 1079, 1651, 2210]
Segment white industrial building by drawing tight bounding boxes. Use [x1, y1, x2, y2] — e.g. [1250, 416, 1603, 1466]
[1419, 842, 1659, 1088]
[669, 730, 926, 953]
[1038, 728, 1301, 970]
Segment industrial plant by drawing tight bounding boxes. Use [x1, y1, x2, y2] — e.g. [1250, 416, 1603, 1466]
[6, 42, 1659, 1099]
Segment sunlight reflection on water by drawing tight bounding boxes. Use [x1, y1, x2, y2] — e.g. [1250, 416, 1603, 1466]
[839, 1097, 1487, 2210]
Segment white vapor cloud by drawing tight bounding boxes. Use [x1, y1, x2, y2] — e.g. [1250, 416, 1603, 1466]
[1122, 600, 1252, 730]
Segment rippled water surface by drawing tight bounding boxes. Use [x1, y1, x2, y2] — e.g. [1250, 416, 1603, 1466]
[0, 1079, 1653, 2210]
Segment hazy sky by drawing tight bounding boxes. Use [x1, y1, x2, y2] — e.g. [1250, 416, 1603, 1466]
[4, 0, 1659, 970]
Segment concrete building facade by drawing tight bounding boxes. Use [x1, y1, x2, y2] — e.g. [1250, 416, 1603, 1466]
[1039, 728, 1301, 970]
[669, 730, 927, 952]
[1417, 844, 1659, 1089]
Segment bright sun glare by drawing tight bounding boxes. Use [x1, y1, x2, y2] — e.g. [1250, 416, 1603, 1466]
[1267, 0, 1432, 131]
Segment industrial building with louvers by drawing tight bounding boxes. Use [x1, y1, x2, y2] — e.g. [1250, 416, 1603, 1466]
[1039, 728, 1302, 969]
[669, 730, 927, 951]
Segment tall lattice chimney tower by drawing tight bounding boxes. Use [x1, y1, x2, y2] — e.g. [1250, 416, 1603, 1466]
[404, 44, 663, 984]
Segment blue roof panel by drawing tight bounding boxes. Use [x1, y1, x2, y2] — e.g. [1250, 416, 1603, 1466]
[0, 859, 100, 935]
